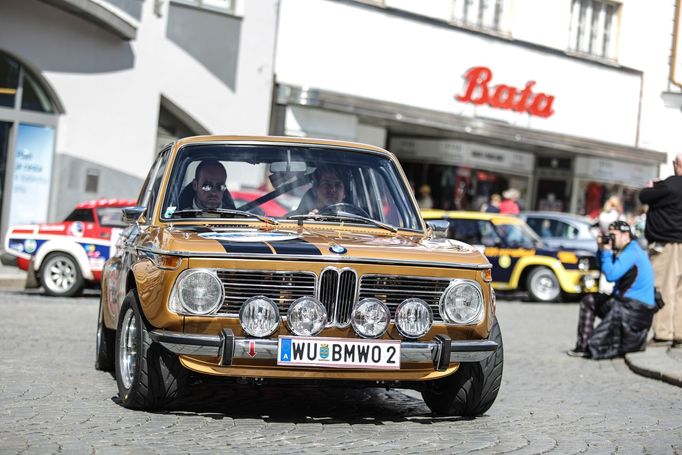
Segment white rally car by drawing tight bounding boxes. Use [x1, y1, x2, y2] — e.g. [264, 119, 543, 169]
[3, 199, 135, 296]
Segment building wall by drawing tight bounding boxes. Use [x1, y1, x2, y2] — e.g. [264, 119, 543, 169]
[0, 0, 278, 223]
[275, 0, 643, 147]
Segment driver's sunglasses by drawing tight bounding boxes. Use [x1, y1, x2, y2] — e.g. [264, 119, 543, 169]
[200, 182, 227, 192]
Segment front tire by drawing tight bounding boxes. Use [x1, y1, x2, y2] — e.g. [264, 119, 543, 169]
[526, 266, 561, 302]
[40, 252, 84, 297]
[115, 290, 188, 410]
[422, 317, 504, 416]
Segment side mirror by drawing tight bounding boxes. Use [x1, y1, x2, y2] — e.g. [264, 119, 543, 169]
[426, 220, 449, 239]
[122, 206, 146, 224]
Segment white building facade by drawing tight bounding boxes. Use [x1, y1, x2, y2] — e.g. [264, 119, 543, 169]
[0, 0, 278, 240]
[272, 0, 674, 216]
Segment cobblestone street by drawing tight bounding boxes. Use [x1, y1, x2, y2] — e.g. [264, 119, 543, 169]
[1, 290, 681, 454]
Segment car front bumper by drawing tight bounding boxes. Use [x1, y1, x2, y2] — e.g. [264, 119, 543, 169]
[149, 329, 499, 372]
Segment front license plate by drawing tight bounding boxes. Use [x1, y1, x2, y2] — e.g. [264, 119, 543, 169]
[277, 336, 401, 369]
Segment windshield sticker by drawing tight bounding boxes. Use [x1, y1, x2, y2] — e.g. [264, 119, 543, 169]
[164, 206, 176, 218]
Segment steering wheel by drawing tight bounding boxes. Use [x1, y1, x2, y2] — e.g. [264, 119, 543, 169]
[318, 203, 370, 218]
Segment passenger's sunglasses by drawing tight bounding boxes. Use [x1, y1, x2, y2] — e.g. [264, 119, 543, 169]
[200, 182, 227, 192]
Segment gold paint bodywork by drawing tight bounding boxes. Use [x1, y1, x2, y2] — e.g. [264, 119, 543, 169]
[101, 136, 495, 382]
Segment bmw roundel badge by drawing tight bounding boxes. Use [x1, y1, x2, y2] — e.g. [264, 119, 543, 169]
[329, 244, 347, 254]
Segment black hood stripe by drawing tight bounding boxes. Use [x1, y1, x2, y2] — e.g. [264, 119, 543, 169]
[218, 241, 274, 254]
[270, 238, 323, 256]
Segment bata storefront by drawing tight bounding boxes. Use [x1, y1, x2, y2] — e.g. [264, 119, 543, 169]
[272, 0, 667, 215]
[274, 82, 666, 216]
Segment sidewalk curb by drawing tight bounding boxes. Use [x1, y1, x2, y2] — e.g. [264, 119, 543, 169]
[625, 347, 682, 388]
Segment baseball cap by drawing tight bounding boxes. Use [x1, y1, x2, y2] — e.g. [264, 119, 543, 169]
[609, 220, 635, 236]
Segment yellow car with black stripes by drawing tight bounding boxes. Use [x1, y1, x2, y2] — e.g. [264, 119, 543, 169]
[421, 210, 600, 302]
[96, 136, 503, 416]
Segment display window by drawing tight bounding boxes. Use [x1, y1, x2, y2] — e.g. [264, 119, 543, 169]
[401, 161, 530, 211]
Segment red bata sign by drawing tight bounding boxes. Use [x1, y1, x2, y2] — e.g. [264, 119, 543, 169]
[455, 66, 555, 118]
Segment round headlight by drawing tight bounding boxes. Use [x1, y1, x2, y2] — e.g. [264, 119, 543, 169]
[351, 298, 390, 338]
[174, 269, 224, 315]
[439, 280, 484, 324]
[239, 296, 280, 337]
[395, 298, 433, 339]
[287, 297, 327, 336]
[578, 258, 590, 271]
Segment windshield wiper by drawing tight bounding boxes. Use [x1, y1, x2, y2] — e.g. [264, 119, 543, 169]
[289, 213, 398, 233]
[172, 209, 279, 225]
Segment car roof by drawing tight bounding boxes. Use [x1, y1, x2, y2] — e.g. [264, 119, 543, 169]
[76, 199, 138, 209]
[421, 209, 524, 225]
[521, 211, 594, 224]
[173, 135, 392, 157]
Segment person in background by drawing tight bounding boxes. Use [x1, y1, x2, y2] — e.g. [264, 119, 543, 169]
[597, 196, 624, 235]
[499, 188, 520, 215]
[417, 184, 433, 209]
[480, 193, 501, 213]
[638, 154, 682, 347]
[567, 221, 655, 359]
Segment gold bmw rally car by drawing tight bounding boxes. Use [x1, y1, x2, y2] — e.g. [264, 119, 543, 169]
[95, 136, 502, 415]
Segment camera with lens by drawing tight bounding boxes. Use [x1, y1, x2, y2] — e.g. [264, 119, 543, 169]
[601, 234, 615, 245]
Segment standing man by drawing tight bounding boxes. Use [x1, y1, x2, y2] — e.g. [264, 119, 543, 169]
[639, 154, 682, 346]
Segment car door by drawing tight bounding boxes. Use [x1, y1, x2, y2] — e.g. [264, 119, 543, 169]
[103, 148, 171, 322]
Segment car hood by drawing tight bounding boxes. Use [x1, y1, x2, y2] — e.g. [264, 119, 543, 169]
[143, 225, 489, 268]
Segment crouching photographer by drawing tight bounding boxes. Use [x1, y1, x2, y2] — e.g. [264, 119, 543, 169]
[567, 221, 656, 359]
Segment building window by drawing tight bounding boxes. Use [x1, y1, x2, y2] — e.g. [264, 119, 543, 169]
[85, 169, 100, 193]
[451, 0, 505, 32]
[171, 0, 235, 14]
[568, 0, 619, 59]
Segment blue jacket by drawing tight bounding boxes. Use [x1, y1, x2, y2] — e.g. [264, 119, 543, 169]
[600, 241, 655, 307]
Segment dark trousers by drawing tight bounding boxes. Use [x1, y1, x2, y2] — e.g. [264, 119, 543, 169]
[576, 293, 613, 351]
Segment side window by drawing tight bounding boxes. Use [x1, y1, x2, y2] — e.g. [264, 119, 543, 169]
[143, 151, 171, 222]
[565, 223, 579, 239]
[449, 219, 482, 244]
[479, 221, 502, 246]
[64, 208, 95, 223]
[526, 218, 543, 236]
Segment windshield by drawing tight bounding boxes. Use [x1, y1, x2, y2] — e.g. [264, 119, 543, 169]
[494, 222, 541, 249]
[160, 144, 421, 230]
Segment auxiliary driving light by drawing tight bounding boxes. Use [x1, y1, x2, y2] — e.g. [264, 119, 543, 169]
[287, 297, 327, 336]
[351, 298, 390, 338]
[239, 296, 280, 337]
[439, 279, 484, 324]
[394, 298, 433, 339]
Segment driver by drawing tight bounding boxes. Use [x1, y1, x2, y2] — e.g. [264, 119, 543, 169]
[191, 160, 229, 210]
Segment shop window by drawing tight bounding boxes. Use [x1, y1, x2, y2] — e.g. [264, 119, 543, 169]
[568, 0, 619, 60]
[0, 54, 19, 108]
[451, 0, 506, 32]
